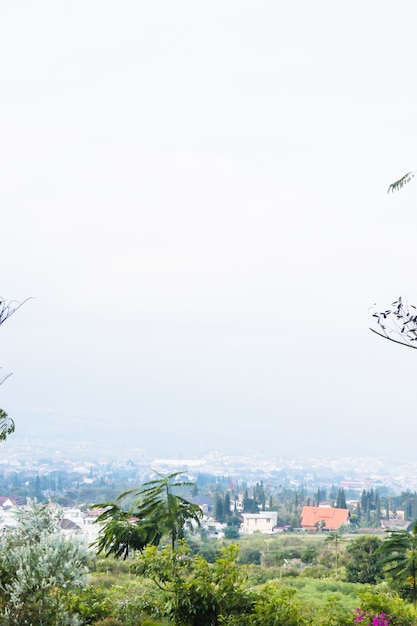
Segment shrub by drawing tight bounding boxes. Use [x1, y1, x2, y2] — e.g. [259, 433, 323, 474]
[356, 589, 415, 626]
[239, 549, 261, 565]
[0, 502, 90, 625]
[65, 586, 111, 623]
[250, 585, 310, 626]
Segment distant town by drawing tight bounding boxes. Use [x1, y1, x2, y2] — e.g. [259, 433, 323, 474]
[1, 439, 417, 539]
[3, 436, 417, 490]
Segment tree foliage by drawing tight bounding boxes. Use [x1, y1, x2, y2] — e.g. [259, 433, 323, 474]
[377, 522, 417, 608]
[370, 297, 417, 349]
[133, 542, 254, 626]
[93, 502, 155, 559]
[336, 488, 347, 509]
[388, 171, 415, 194]
[0, 407, 15, 442]
[345, 535, 384, 584]
[0, 501, 89, 625]
[250, 585, 309, 626]
[356, 589, 415, 626]
[94, 471, 203, 558]
[86, 533, 417, 626]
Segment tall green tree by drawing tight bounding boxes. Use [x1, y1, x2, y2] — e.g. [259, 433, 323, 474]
[138, 471, 203, 550]
[224, 491, 231, 518]
[214, 493, 225, 523]
[345, 535, 383, 584]
[377, 521, 417, 608]
[336, 488, 347, 509]
[94, 471, 203, 558]
[242, 489, 258, 513]
[325, 530, 345, 577]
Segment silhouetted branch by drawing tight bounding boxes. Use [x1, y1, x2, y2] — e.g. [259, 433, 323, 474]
[0, 372, 12, 386]
[370, 297, 417, 349]
[0, 296, 29, 441]
[0, 297, 31, 326]
[0, 297, 31, 382]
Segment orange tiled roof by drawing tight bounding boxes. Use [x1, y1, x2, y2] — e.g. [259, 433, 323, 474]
[300, 506, 350, 530]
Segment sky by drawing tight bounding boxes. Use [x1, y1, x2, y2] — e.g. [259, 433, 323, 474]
[1, 1, 417, 462]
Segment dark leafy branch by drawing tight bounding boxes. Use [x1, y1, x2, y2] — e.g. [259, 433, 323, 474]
[0, 296, 29, 440]
[0, 297, 30, 327]
[0, 408, 14, 441]
[93, 502, 159, 559]
[370, 297, 417, 349]
[372, 175, 417, 348]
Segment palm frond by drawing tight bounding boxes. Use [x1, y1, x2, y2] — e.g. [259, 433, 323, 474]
[388, 171, 415, 193]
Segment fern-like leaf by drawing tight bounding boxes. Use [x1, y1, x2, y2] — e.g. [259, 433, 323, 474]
[388, 171, 415, 193]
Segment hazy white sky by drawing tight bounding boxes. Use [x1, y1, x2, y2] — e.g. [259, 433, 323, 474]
[1, 1, 417, 460]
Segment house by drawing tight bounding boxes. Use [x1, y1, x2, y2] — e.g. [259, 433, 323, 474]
[0, 496, 26, 529]
[300, 505, 350, 531]
[241, 511, 278, 535]
[60, 507, 103, 544]
[60, 518, 83, 534]
[380, 519, 409, 531]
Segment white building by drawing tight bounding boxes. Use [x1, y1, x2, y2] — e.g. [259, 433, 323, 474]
[240, 511, 278, 535]
[60, 507, 103, 544]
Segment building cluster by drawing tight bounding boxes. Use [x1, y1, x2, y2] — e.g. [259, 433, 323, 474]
[0, 497, 104, 545]
[0, 492, 412, 547]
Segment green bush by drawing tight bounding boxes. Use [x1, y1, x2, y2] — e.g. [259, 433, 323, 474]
[311, 595, 352, 626]
[65, 586, 111, 624]
[239, 549, 261, 565]
[356, 588, 416, 626]
[301, 544, 319, 564]
[250, 585, 309, 626]
[246, 564, 283, 585]
[300, 564, 329, 579]
[224, 526, 240, 539]
[105, 578, 164, 625]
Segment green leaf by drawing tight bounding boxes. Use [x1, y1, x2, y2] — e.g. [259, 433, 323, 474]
[388, 171, 415, 193]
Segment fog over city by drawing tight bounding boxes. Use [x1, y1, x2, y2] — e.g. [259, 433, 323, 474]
[1, 2, 417, 462]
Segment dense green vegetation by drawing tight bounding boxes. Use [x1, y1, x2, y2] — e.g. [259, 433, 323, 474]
[4, 475, 417, 624]
[82, 533, 417, 626]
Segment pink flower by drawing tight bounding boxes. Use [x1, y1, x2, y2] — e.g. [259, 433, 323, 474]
[354, 609, 390, 626]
